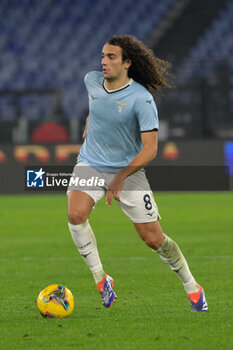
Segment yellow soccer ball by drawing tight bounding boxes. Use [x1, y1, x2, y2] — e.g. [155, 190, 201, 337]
[37, 284, 74, 318]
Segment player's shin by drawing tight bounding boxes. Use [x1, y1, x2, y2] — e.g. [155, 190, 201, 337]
[155, 234, 199, 294]
[68, 221, 105, 284]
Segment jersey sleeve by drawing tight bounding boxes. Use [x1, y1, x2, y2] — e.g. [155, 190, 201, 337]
[84, 71, 103, 93]
[84, 71, 94, 92]
[135, 94, 159, 132]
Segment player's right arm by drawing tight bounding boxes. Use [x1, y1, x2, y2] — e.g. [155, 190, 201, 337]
[82, 115, 89, 140]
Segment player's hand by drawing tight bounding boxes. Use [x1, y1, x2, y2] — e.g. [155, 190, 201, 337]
[106, 174, 125, 207]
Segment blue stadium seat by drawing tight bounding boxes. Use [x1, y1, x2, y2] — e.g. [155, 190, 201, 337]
[177, 0, 233, 84]
[0, 0, 176, 119]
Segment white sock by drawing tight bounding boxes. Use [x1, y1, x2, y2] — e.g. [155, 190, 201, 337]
[155, 234, 199, 294]
[68, 221, 105, 284]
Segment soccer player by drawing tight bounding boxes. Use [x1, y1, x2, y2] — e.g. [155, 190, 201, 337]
[67, 35, 208, 312]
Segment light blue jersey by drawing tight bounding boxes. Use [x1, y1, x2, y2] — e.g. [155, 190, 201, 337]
[79, 71, 159, 172]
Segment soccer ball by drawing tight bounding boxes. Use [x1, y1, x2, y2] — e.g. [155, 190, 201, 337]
[37, 284, 74, 318]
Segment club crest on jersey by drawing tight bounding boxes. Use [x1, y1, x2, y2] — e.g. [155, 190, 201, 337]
[115, 101, 128, 113]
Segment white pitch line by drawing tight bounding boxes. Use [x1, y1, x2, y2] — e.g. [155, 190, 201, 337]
[0, 255, 232, 262]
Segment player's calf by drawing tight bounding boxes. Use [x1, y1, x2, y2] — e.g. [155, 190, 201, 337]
[68, 220, 105, 284]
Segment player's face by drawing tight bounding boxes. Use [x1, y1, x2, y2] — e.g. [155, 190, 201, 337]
[101, 44, 130, 81]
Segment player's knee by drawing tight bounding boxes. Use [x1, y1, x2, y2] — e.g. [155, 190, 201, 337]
[68, 208, 89, 225]
[135, 221, 164, 250]
[140, 227, 164, 250]
[143, 234, 161, 250]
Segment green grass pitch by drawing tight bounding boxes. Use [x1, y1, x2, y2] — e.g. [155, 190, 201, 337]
[0, 192, 233, 350]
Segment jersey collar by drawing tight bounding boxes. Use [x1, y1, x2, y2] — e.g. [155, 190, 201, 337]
[103, 78, 133, 94]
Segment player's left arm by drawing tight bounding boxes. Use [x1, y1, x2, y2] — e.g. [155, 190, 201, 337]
[122, 130, 158, 172]
[82, 115, 89, 140]
[106, 130, 158, 206]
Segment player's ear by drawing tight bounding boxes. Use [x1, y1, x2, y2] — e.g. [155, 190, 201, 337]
[124, 59, 131, 70]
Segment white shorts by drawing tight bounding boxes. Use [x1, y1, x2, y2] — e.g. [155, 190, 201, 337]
[67, 163, 161, 223]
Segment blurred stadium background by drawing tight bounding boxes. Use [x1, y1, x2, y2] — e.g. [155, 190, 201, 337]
[0, 0, 232, 192]
[1, 4, 233, 348]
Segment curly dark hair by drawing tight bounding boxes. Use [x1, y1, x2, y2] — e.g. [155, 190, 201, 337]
[107, 34, 173, 93]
